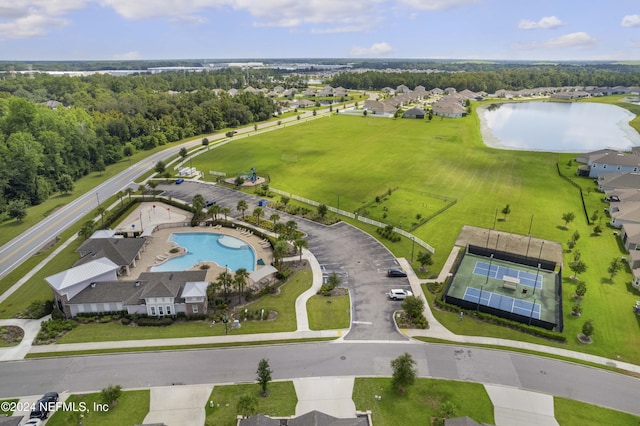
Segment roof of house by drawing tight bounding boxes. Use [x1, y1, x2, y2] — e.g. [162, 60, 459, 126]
[444, 417, 485, 426]
[182, 281, 208, 298]
[610, 201, 640, 223]
[46, 257, 119, 292]
[239, 414, 280, 426]
[607, 188, 640, 202]
[590, 150, 640, 167]
[75, 237, 146, 267]
[433, 102, 466, 114]
[623, 223, 640, 244]
[138, 271, 207, 300]
[288, 411, 368, 426]
[68, 280, 145, 305]
[599, 173, 640, 190]
[90, 230, 119, 239]
[0, 416, 24, 426]
[403, 107, 426, 118]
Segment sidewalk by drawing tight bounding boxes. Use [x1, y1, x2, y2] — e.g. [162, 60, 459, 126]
[396, 253, 640, 375]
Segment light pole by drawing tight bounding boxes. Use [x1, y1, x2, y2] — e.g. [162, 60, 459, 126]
[533, 263, 541, 296]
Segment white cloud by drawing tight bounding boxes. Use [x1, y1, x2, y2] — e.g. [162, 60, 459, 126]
[621, 14, 640, 28]
[518, 16, 565, 30]
[397, 0, 478, 11]
[111, 51, 142, 60]
[514, 32, 597, 50]
[349, 42, 394, 57]
[0, 0, 84, 39]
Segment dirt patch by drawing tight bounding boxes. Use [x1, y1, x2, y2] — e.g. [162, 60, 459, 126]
[37, 236, 60, 254]
[0, 326, 24, 346]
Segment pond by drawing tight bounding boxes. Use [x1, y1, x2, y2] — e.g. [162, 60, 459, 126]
[478, 101, 640, 152]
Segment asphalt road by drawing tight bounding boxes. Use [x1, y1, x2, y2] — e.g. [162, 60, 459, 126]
[158, 181, 412, 340]
[2, 342, 640, 416]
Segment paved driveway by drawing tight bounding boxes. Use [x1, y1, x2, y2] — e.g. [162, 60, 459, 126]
[158, 181, 411, 340]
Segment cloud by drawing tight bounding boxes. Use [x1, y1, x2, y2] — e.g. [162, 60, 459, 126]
[0, 0, 84, 39]
[514, 32, 597, 50]
[111, 51, 142, 60]
[621, 14, 640, 28]
[349, 42, 394, 57]
[397, 0, 478, 11]
[518, 16, 565, 30]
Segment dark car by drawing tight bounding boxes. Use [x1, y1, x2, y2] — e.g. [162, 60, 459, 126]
[175, 178, 184, 184]
[205, 200, 216, 207]
[30, 392, 58, 419]
[387, 268, 407, 277]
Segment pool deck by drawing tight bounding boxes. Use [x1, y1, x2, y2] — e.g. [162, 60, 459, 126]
[120, 203, 273, 283]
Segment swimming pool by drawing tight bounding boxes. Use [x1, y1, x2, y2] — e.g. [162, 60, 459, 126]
[150, 233, 255, 272]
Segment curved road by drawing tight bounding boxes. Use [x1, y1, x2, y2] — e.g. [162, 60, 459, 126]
[2, 342, 640, 416]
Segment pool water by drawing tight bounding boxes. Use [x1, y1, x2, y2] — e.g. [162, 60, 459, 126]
[150, 233, 255, 272]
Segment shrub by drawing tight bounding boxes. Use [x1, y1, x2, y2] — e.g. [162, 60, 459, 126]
[51, 307, 64, 320]
[35, 319, 77, 344]
[135, 317, 174, 327]
[24, 300, 54, 319]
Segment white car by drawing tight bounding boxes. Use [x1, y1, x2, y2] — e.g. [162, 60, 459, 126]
[388, 289, 413, 300]
[23, 419, 43, 426]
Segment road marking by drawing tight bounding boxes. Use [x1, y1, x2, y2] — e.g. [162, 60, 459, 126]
[352, 321, 373, 325]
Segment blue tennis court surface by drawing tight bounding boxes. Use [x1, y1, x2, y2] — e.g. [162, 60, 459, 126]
[462, 287, 541, 319]
[473, 261, 542, 289]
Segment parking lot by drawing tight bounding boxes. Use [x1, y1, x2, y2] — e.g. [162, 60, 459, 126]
[158, 181, 412, 340]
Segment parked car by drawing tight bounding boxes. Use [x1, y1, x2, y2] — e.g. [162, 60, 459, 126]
[23, 418, 43, 426]
[29, 392, 58, 419]
[388, 289, 413, 300]
[175, 178, 184, 184]
[205, 200, 216, 207]
[387, 268, 407, 277]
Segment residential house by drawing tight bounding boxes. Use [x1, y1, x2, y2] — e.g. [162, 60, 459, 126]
[444, 87, 457, 95]
[363, 100, 395, 115]
[598, 173, 640, 192]
[239, 410, 370, 426]
[621, 223, 640, 251]
[432, 98, 466, 118]
[578, 150, 640, 178]
[608, 201, 640, 228]
[429, 87, 444, 96]
[402, 107, 426, 119]
[395, 84, 410, 93]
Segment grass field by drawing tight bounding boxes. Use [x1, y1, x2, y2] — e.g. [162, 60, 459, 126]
[186, 102, 640, 364]
[554, 397, 640, 425]
[306, 293, 350, 330]
[352, 377, 494, 426]
[204, 381, 297, 426]
[46, 390, 149, 426]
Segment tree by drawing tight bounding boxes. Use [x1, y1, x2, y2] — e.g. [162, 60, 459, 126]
[116, 190, 124, 207]
[269, 213, 280, 226]
[293, 237, 308, 261]
[208, 204, 221, 221]
[607, 258, 622, 280]
[501, 204, 511, 221]
[593, 224, 602, 236]
[100, 384, 122, 408]
[237, 200, 248, 219]
[202, 137, 209, 147]
[575, 281, 587, 298]
[7, 199, 28, 223]
[317, 203, 328, 218]
[562, 212, 575, 228]
[221, 207, 231, 221]
[569, 260, 587, 280]
[256, 358, 273, 397]
[79, 220, 96, 240]
[234, 268, 249, 303]
[590, 210, 600, 222]
[273, 240, 289, 269]
[216, 270, 233, 301]
[283, 220, 298, 240]
[402, 296, 424, 320]
[253, 207, 264, 225]
[572, 231, 580, 243]
[416, 251, 433, 271]
[237, 394, 258, 418]
[179, 147, 188, 158]
[281, 195, 290, 206]
[582, 319, 594, 337]
[571, 302, 582, 316]
[234, 176, 245, 187]
[58, 174, 74, 194]
[154, 160, 166, 174]
[96, 206, 106, 229]
[192, 194, 205, 222]
[207, 280, 221, 311]
[391, 352, 417, 394]
[94, 157, 106, 174]
[125, 187, 135, 201]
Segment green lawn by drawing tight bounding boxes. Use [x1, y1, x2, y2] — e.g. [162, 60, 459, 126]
[55, 268, 312, 343]
[352, 377, 494, 426]
[554, 397, 640, 426]
[187, 105, 640, 364]
[307, 293, 351, 330]
[0, 399, 17, 415]
[46, 390, 149, 426]
[205, 381, 297, 426]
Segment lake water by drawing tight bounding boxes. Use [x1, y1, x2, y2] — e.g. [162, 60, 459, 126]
[479, 101, 640, 152]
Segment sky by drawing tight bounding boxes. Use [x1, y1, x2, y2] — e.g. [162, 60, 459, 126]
[1, 0, 640, 61]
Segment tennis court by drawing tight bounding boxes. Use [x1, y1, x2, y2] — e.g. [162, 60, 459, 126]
[473, 261, 543, 289]
[463, 287, 541, 320]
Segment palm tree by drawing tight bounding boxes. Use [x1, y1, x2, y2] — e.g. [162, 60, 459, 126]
[116, 190, 124, 207]
[125, 187, 135, 201]
[234, 268, 250, 303]
[269, 213, 280, 226]
[273, 240, 289, 270]
[253, 207, 264, 225]
[237, 200, 248, 219]
[284, 220, 298, 240]
[293, 238, 308, 261]
[207, 281, 221, 312]
[216, 271, 233, 302]
[221, 207, 231, 221]
[96, 206, 106, 229]
[208, 204, 221, 221]
[79, 220, 96, 240]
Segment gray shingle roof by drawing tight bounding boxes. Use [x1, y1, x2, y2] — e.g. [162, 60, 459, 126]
[69, 280, 145, 305]
[75, 238, 146, 267]
[138, 271, 207, 300]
